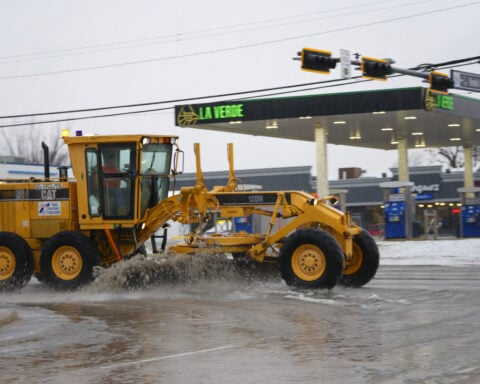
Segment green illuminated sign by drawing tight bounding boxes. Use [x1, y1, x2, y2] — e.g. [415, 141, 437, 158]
[198, 103, 244, 120]
[434, 94, 453, 110]
[176, 103, 245, 126]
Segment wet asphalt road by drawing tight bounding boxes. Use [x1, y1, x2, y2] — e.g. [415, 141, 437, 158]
[1, 262, 480, 384]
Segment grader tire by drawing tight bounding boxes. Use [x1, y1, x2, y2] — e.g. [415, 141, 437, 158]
[40, 231, 100, 290]
[340, 230, 379, 287]
[279, 229, 344, 289]
[0, 232, 34, 292]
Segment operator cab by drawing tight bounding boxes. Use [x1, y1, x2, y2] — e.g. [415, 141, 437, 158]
[64, 134, 178, 224]
[85, 143, 135, 218]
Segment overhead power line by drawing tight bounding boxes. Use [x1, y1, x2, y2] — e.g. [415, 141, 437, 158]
[0, 0, 417, 64]
[0, 106, 173, 129]
[0, 57, 478, 129]
[0, 78, 346, 119]
[0, 1, 478, 80]
[1, 56, 478, 121]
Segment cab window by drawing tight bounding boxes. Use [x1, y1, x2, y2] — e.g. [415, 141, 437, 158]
[86, 149, 101, 216]
[100, 144, 135, 218]
[140, 143, 172, 217]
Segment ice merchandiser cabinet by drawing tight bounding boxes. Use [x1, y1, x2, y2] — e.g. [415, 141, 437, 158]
[380, 181, 415, 239]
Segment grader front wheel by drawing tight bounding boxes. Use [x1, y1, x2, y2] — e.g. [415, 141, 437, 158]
[279, 229, 344, 289]
[40, 231, 100, 290]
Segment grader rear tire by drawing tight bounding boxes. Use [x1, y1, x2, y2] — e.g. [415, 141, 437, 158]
[40, 231, 100, 290]
[0, 232, 34, 291]
[279, 229, 344, 289]
[340, 230, 379, 287]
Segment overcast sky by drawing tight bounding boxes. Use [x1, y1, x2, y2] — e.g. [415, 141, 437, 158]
[0, 0, 479, 178]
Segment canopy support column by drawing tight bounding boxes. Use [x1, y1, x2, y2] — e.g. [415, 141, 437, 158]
[396, 137, 414, 238]
[315, 122, 329, 198]
[397, 137, 409, 182]
[464, 145, 474, 189]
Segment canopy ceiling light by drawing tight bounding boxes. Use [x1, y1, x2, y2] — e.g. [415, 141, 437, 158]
[265, 119, 278, 129]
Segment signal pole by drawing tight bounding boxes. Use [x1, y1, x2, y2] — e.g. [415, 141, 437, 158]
[295, 48, 455, 94]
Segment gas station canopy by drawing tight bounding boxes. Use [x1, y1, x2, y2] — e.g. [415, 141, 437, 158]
[174, 87, 480, 150]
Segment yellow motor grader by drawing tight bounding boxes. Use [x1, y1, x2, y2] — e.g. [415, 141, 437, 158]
[0, 133, 379, 291]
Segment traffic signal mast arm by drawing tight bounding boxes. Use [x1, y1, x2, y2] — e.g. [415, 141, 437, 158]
[351, 58, 430, 81]
[355, 58, 453, 94]
[296, 48, 454, 94]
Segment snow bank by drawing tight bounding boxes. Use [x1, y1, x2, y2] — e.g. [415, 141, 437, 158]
[377, 238, 480, 266]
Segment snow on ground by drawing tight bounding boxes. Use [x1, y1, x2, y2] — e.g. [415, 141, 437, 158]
[377, 238, 480, 266]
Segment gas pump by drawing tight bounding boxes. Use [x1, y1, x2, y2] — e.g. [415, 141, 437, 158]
[457, 187, 480, 238]
[384, 200, 405, 238]
[380, 181, 415, 239]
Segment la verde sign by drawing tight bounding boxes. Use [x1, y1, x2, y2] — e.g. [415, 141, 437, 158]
[176, 103, 245, 126]
[199, 104, 244, 120]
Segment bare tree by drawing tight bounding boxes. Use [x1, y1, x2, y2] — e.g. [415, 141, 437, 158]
[472, 145, 480, 167]
[427, 146, 480, 170]
[1, 124, 69, 166]
[436, 147, 463, 169]
[392, 146, 480, 170]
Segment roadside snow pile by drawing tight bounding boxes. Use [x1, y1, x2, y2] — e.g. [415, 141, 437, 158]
[377, 238, 480, 266]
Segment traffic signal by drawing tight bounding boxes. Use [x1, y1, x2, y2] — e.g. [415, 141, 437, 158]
[299, 48, 338, 74]
[424, 89, 435, 111]
[361, 56, 392, 81]
[429, 71, 453, 95]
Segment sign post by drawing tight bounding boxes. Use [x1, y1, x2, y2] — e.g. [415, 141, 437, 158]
[339, 49, 351, 79]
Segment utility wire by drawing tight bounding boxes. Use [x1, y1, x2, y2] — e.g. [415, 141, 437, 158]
[0, 0, 406, 63]
[0, 107, 173, 128]
[0, 0, 431, 65]
[0, 1, 478, 80]
[1, 56, 478, 120]
[1, 58, 478, 129]
[0, 78, 344, 119]
[0, 79, 348, 128]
